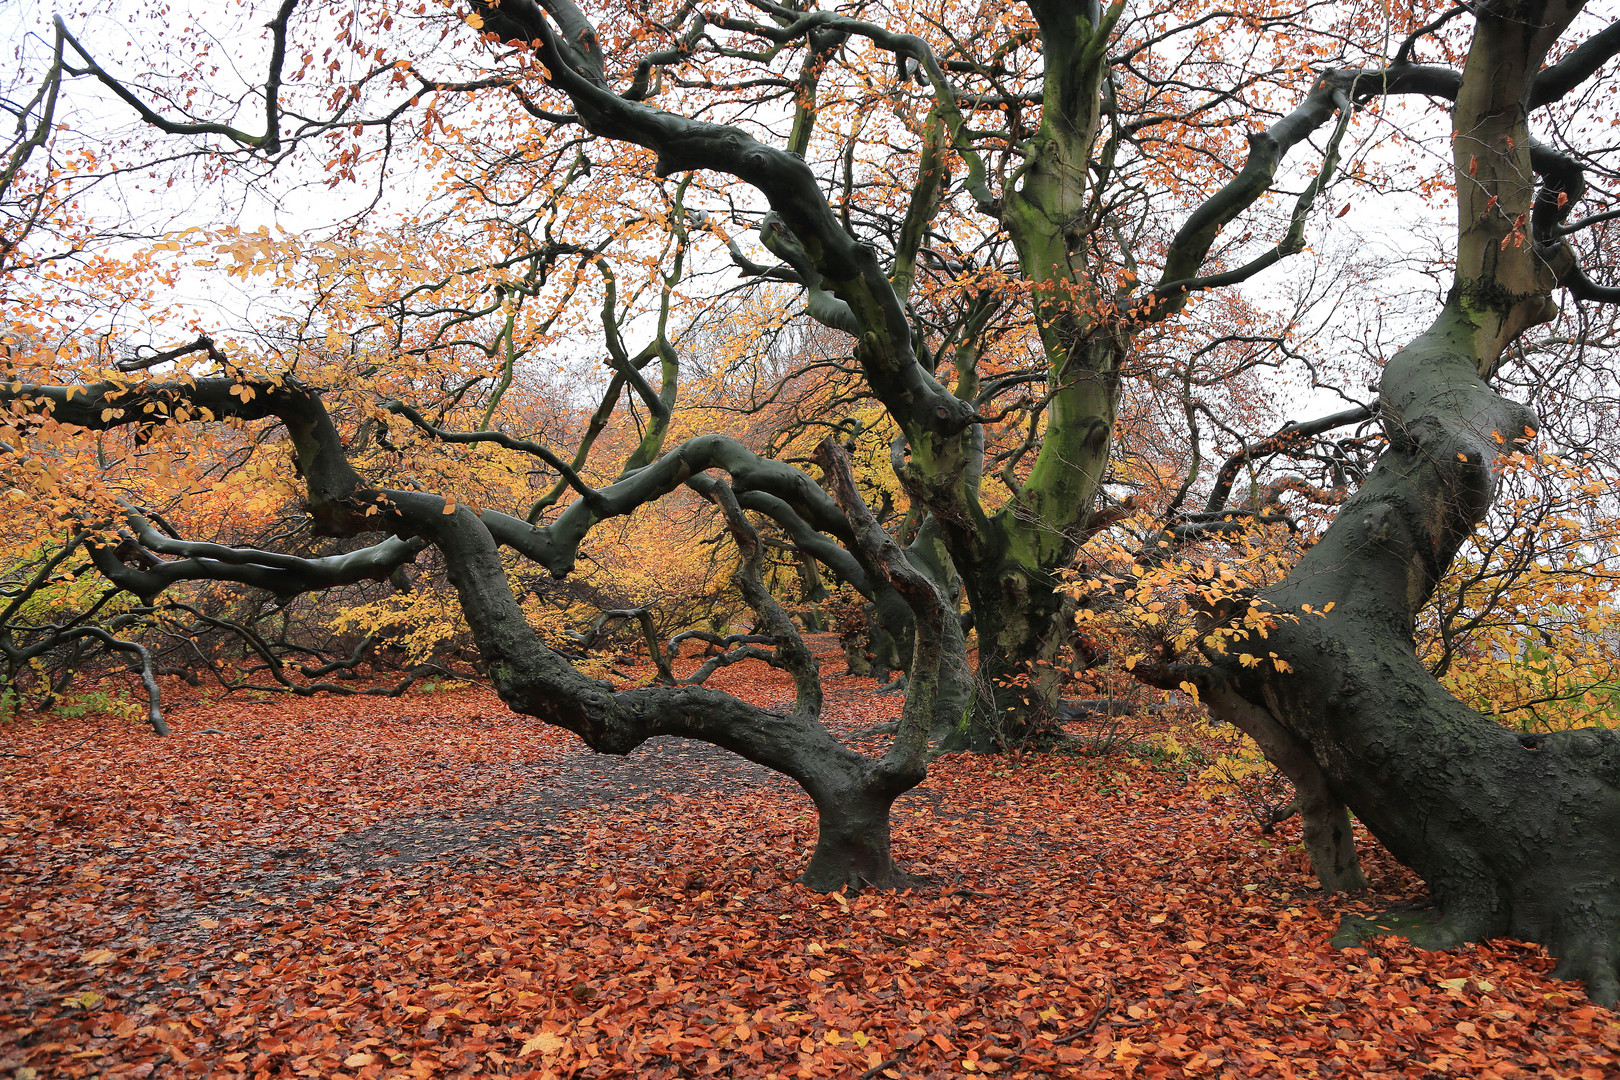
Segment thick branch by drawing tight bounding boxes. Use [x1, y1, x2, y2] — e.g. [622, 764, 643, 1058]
[481, 2, 974, 440]
[815, 438, 943, 777]
[1202, 405, 1373, 516]
[698, 477, 822, 716]
[90, 510, 425, 603]
[56, 1, 296, 153]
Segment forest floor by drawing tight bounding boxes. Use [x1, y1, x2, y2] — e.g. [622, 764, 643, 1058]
[2, 640, 1618, 1079]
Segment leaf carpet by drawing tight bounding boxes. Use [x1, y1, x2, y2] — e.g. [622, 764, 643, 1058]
[2, 662, 1617, 1079]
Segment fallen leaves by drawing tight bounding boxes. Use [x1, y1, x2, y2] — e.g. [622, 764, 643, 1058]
[2, 653, 1618, 1078]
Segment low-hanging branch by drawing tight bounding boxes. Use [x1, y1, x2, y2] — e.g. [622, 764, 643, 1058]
[93, 508, 428, 603]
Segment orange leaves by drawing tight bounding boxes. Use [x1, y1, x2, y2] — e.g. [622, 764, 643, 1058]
[4, 657, 1616, 1079]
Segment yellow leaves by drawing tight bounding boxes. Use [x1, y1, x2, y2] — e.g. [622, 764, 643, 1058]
[464, 12, 485, 30]
[442, 500, 457, 515]
[519, 1031, 566, 1058]
[61, 991, 105, 1011]
[1424, 447, 1620, 735]
[331, 589, 468, 666]
[1064, 507, 1315, 692]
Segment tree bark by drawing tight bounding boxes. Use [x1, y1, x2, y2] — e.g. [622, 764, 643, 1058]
[1204, 679, 1367, 893]
[1238, 560, 1620, 1003]
[942, 560, 1072, 750]
[799, 776, 918, 892]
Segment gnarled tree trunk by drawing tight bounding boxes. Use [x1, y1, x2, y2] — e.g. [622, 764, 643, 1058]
[1206, 0, 1620, 1005]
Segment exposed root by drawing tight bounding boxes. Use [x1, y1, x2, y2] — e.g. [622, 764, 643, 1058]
[1331, 908, 1479, 954]
[796, 863, 926, 894]
[1332, 908, 1620, 1007]
[1550, 945, 1620, 1008]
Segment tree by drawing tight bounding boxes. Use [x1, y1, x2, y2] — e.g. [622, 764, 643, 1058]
[5, 0, 1620, 1000]
[1185, 1, 1620, 1006]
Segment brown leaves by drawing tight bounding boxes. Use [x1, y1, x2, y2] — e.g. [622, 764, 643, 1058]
[2, 663, 1617, 1079]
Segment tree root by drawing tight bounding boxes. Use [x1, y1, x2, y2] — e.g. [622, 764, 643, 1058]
[796, 864, 926, 893]
[1332, 907, 1619, 1007]
[1331, 908, 1476, 953]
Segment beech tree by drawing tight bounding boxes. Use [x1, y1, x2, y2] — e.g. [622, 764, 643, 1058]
[6, 0, 1620, 1000]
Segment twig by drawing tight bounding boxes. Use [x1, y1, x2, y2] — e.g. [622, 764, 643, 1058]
[49, 726, 104, 755]
[859, 1057, 902, 1079]
[1054, 988, 1115, 1045]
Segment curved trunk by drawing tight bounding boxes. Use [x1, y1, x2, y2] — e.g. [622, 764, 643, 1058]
[430, 496, 933, 893]
[1250, 607, 1620, 1002]
[1203, 1, 1620, 1004]
[1227, 303, 1620, 1001]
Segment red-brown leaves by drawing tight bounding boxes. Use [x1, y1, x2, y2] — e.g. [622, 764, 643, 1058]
[3, 661, 1617, 1079]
